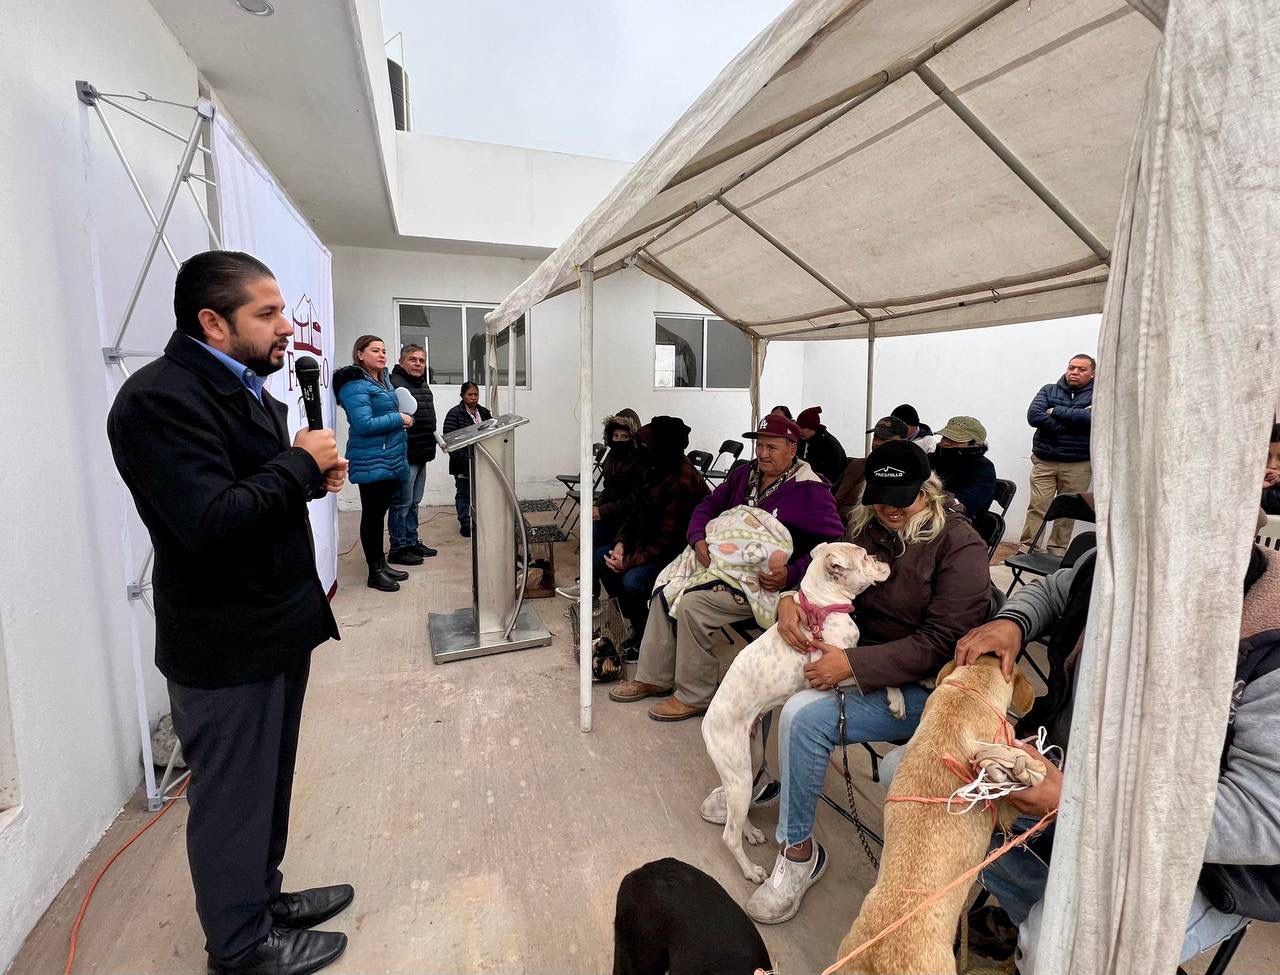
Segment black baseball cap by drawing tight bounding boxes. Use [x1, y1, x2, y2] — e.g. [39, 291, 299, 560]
[892, 404, 921, 426]
[866, 415, 910, 441]
[862, 440, 932, 507]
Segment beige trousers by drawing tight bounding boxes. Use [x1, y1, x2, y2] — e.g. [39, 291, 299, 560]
[634, 586, 753, 706]
[1019, 454, 1092, 555]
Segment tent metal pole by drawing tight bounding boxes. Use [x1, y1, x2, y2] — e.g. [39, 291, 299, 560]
[915, 64, 1111, 264]
[865, 322, 877, 453]
[749, 336, 764, 429]
[485, 328, 499, 410]
[716, 195, 873, 322]
[578, 263, 594, 733]
[111, 99, 213, 350]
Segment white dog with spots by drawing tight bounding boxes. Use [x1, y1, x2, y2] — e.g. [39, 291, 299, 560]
[702, 542, 892, 883]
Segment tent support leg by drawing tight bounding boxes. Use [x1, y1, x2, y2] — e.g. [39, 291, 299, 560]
[865, 323, 876, 453]
[578, 263, 594, 733]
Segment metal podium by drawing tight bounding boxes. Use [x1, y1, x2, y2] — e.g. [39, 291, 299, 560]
[428, 414, 552, 663]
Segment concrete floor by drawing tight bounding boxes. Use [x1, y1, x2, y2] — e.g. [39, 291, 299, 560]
[10, 509, 1278, 974]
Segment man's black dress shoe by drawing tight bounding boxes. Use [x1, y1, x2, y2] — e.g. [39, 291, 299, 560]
[207, 927, 346, 975]
[271, 884, 355, 929]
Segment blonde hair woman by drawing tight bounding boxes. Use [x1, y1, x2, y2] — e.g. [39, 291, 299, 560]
[732, 439, 992, 924]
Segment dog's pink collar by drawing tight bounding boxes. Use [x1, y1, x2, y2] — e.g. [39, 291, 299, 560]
[797, 589, 852, 644]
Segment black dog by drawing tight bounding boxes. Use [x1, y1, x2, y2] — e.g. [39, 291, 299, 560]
[613, 858, 772, 975]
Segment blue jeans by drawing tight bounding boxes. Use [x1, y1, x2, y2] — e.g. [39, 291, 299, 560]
[454, 475, 470, 528]
[593, 545, 660, 637]
[876, 750, 1248, 970]
[389, 462, 427, 549]
[776, 683, 930, 846]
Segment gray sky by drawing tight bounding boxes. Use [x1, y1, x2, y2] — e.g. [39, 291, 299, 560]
[379, 0, 791, 161]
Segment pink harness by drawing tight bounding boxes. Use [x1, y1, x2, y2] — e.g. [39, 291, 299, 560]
[797, 589, 853, 646]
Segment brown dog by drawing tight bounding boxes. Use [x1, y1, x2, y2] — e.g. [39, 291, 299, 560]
[833, 656, 1036, 975]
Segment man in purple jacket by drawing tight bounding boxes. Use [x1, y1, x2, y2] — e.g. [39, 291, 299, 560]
[610, 414, 844, 721]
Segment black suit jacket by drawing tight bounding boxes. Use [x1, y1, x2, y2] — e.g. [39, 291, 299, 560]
[108, 332, 339, 688]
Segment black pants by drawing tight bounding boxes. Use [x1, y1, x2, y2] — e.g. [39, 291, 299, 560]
[168, 657, 311, 963]
[358, 479, 398, 569]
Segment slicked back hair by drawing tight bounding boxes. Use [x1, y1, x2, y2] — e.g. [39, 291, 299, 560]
[174, 250, 275, 339]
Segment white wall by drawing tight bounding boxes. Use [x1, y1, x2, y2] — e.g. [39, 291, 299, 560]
[798, 316, 1102, 538]
[0, 0, 211, 968]
[331, 248, 804, 511]
[394, 133, 631, 249]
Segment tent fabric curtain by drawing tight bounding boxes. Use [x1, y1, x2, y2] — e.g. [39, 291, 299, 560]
[1035, 3, 1280, 972]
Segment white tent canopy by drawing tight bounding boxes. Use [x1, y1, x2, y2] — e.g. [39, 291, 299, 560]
[487, 0, 1160, 341]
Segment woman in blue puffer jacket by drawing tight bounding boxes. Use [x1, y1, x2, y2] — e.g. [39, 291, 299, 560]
[334, 335, 411, 592]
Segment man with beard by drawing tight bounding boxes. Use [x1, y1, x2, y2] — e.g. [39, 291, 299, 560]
[930, 415, 997, 518]
[108, 251, 352, 975]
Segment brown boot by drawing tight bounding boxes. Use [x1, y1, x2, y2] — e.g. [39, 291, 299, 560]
[608, 680, 673, 703]
[648, 696, 708, 722]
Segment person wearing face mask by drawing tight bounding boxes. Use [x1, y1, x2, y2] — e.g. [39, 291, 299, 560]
[441, 382, 492, 538]
[594, 413, 648, 544]
[929, 415, 997, 519]
[740, 439, 990, 924]
[610, 413, 844, 721]
[334, 335, 413, 592]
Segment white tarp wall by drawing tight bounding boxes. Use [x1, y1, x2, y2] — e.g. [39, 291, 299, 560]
[1036, 2, 1280, 972]
[211, 115, 339, 593]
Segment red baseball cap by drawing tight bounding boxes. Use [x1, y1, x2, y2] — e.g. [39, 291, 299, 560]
[743, 414, 801, 443]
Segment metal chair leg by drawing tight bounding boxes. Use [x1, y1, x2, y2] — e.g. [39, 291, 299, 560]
[1203, 923, 1249, 975]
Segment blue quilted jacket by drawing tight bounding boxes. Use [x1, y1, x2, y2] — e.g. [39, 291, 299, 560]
[334, 366, 409, 485]
[1028, 377, 1093, 463]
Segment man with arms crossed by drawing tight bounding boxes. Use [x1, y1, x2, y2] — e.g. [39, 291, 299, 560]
[108, 251, 351, 975]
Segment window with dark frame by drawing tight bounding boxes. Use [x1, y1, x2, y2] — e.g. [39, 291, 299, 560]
[654, 314, 750, 390]
[396, 301, 529, 388]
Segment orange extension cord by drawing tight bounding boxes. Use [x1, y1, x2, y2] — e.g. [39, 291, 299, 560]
[63, 780, 188, 975]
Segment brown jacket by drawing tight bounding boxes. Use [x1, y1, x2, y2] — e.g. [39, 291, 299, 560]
[845, 507, 990, 692]
[833, 456, 867, 524]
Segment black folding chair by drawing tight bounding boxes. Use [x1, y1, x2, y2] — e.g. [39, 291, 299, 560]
[994, 478, 1017, 517]
[555, 442, 606, 531]
[1012, 533, 1096, 684]
[705, 439, 744, 483]
[973, 510, 1006, 562]
[1003, 494, 1096, 595]
[687, 450, 713, 476]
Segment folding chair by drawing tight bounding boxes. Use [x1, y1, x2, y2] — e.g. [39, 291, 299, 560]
[705, 439, 744, 483]
[1256, 514, 1280, 551]
[973, 510, 1006, 563]
[1003, 493, 1096, 595]
[554, 442, 606, 530]
[1013, 533, 1096, 684]
[687, 449, 713, 476]
[993, 478, 1017, 517]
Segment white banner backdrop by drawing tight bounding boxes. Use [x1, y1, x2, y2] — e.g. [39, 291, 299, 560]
[211, 114, 339, 594]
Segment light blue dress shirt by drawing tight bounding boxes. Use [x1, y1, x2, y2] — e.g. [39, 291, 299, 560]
[189, 335, 267, 401]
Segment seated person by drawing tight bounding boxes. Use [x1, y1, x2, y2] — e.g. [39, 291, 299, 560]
[595, 416, 705, 649]
[832, 416, 909, 522]
[770, 405, 794, 420]
[594, 413, 648, 542]
[893, 403, 941, 453]
[950, 534, 1280, 971]
[1263, 423, 1280, 515]
[741, 439, 991, 924]
[930, 415, 997, 518]
[610, 413, 843, 721]
[795, 406, 848, 484]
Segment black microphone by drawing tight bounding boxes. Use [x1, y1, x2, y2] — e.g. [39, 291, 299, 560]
[295, 356, 324, 431]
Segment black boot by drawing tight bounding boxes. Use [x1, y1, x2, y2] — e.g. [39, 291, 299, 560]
[367, 564, 400, 592]
[412, 541, 438, 558]
[381, 558, 409, 581]
[388, 546, 423, 566]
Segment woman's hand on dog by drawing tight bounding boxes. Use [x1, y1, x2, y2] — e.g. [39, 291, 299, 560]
[1004, 740, 1061, 817]
[804, 642, 854, 689]
[955, 619, 1025, 680]
[777, 594, 812, 651]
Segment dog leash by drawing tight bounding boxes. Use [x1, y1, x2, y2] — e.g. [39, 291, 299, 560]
[834, 685, 881, 872]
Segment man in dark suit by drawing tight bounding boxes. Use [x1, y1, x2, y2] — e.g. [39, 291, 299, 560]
[108, 251, 351, 975]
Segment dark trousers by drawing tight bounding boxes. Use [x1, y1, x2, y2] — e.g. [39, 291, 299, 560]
[357, 479, 398, 570]
[168, 657, 311, 963]
[593, 545, 660, 641]
[454, 475, 471, 529]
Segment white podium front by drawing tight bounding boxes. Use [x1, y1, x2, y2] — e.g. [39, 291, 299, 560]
[428, 414, 552, 663]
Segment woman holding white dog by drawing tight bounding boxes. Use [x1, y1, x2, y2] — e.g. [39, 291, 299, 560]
[739, 439, 991, 924]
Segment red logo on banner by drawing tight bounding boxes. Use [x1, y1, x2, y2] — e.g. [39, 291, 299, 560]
[292, 294, 324, 355]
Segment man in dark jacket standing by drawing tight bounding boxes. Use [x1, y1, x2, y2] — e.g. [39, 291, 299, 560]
[1019, 354, 1096, 555]
[389, 343, 437, 564]
[794, 405, 848, 483]
[107, 252, 351, 975]
[930, 415, 997, 518]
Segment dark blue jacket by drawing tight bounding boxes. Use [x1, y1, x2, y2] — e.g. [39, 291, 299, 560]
[931, 446, 997, 519]
[334, 366, 409, 485]
[1028, 377, 1093, 463]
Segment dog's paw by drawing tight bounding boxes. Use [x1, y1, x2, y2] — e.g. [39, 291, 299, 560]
[743, 862, 770, 884]
[886, 686, 906, 720]
[745, 824, 768, 846]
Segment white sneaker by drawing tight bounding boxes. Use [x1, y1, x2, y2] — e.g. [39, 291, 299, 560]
[745, 842, 828, 924]
[699, 772, 781, 825]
